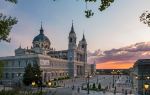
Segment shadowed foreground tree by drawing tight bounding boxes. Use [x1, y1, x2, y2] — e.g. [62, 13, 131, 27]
[0, 14, 17, 42]
[140, 11, 150, 27]
[23, 63, 41, 86]
[0, 61, 5, 79]
[0, 0, 18, 42]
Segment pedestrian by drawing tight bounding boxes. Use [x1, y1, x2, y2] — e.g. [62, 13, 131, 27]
[72, 85, 74, 90]
[77, 86, 80, 93]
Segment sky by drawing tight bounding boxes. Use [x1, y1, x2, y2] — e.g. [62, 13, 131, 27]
[1, 0, 150, 69]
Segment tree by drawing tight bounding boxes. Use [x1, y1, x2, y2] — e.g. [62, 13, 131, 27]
[0, 14, 17, 42]
[0, 61, 5, 79]
[98, 83, 101, 90]
[92, 83, 96, 89]
[5, 0, 17, 4]
[23, 63, 42, 86]
[0, 0, 18, 42]
[32, 63, 42, 85]
[23, 63, 34, 86]
[140, 11, 150, 27]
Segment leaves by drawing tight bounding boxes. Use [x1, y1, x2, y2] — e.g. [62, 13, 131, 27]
[5, 0, 17, 4]
[99, 0, 114, 11]
[0, 61, 5, 79]
[0, 13, 18, 42]
[140, 11, 150, 27]
[23, 63, 42, 86]
[85, 10, 94, 18]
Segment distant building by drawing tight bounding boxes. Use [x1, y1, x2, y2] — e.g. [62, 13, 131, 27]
[130, 59, 150, 95]
[0, 22, 94, 85]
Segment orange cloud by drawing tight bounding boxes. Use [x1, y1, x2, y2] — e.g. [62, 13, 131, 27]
[96, 61, 134, 69]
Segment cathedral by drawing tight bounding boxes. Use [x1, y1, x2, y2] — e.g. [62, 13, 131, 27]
[0, 22, 95, 85]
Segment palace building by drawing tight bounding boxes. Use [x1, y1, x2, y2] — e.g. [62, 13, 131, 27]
[0, 23, 94, 85]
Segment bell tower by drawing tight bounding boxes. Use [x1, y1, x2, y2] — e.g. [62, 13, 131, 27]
[68, 21, 77, 50]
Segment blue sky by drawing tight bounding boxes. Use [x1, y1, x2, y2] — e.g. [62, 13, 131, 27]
[0, 0, 150, 59]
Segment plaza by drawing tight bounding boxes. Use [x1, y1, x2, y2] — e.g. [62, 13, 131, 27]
[0, 75, 134, 95]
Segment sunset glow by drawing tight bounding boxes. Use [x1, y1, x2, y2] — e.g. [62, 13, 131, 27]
[96, 61, 134, 69]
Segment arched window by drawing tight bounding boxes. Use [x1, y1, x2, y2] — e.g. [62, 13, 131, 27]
[70, 38, 72, 43]
[35, 44, 39, 47]
[82, 45, 84, 48]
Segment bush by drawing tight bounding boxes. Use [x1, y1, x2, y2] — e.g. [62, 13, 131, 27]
[98, 83, 101, 90]
[92, 83, 96, 89]
[0, 89, 19, 95]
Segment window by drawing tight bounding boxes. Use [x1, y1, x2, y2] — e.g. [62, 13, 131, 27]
[5, 73, 8, 79]
[35, 44, 39, 47]
[12, 73, 14, 79]
[82, 45, 84, 48]
[70, 38, 72, 43]
[12, 61, 14, 66]
[26, 60, 28, 66]
[18, 61, 21, 67]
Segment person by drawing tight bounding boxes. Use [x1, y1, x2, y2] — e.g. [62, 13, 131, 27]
[72, 85, 74, 90]
[77, 86, 80, 93]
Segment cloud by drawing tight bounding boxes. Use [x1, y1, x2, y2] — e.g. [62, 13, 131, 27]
[88, 42, 150, 69]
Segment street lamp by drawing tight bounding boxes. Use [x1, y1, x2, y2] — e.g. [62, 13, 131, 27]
[144, 83, 149, 95]
[112, 74, 114, 88]
[48, 81, 52, 87]
[87, 72, 90, 94]
[147, 77, 150, 80]
[96, 72, 98, 84]
[40, 76, 43, 95]
[135, 76, 138, 79]
[32, 81, 36, 87]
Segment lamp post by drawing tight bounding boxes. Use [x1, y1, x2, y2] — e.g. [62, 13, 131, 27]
[112, 70, 115, 88]
[32, 81, 36, 87]
[96, 72, 98, 84]
[40, 76, 43, 95]
[48, 81, 52, 87]
[144, 83, 149, 95]
[87, 72, 90, 94]
[35, 74, 43, 95]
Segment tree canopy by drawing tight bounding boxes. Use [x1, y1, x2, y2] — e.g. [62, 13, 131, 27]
[0, 60, 5, 79]
[23, 63, 42, 86]
[0, 0, 18, 42]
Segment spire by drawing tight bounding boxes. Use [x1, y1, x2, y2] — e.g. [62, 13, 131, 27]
[82, 33, 86, 41]
[19, 43, 21, 49]
[70, 20, 75, 33]
[40, 21, 44, 34]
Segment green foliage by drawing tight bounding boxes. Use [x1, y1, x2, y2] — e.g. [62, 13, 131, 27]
[0, 89, 19, 95]
[23, 63, 42, 86]
[0, 13, 18, 42]
[140, 11, 150, 27]
[5, 0, 18, 4]
[32, 63, 42, 84]
[0, 0, 18, 42]
[0, 60, 5, 79]
[99, 0, 114, 11]
[23, 63, 33, 86]
[85, 10, 94, 18]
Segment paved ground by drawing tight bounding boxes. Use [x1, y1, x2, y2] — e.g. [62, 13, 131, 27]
[0, 75, 134, 95]
[45, 75, 134, 95]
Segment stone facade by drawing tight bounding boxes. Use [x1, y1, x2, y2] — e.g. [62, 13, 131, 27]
[0, 23, 94, 85]
[130, 59, 150, 95]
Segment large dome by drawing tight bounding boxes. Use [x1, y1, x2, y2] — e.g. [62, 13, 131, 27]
[33, 33, 50, 43]
[32, 25, 51, 49]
